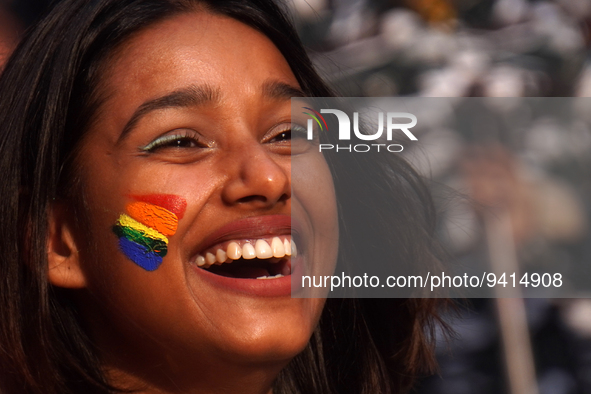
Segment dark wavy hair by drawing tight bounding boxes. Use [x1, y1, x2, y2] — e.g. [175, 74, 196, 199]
[0, 0, 446, 392]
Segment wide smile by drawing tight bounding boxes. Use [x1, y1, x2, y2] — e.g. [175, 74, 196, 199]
[193, 236, 297, 279]
[188, 215, 303, 296]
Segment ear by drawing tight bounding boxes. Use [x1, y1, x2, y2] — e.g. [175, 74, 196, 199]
[47, 201, 87, 289]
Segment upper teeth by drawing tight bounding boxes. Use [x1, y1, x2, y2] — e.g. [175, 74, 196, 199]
[195, 236, 296, 268]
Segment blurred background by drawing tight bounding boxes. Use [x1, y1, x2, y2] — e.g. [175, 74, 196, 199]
[290, 0, 591, 97]
[1, 0, 590, 393]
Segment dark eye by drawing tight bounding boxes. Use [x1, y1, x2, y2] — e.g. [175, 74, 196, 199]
[265, 123, 317, 155]
[269, 130, 291, 142]
[164, 137, 199, 148]
[267, 123, 308, 144]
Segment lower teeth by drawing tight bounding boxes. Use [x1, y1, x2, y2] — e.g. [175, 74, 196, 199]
[256, 274, 285, 280]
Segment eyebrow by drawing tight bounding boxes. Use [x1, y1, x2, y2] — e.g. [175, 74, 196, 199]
[118, 84, 220, 143]
[117, 81, 305, 143]
[262, 80, 305, 100]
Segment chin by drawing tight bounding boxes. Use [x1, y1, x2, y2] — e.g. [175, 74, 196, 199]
[214, 303, 321, 365]
[226, 330, 313, 366]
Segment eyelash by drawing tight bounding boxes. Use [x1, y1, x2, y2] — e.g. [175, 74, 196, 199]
[140, 130, 206, 152]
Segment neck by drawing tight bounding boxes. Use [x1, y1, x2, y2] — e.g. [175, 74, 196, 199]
[104, 353, 286, 394]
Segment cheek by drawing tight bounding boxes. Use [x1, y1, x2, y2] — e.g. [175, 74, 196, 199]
[75, 200, 209, 358]
[78, 154, 215, 264]
[292, 153, 337, 220]
[292, 153, 339, 275]
[73, 161, 192, 297]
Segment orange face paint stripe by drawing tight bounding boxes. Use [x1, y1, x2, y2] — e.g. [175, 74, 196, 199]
[126, 201, 178, 236]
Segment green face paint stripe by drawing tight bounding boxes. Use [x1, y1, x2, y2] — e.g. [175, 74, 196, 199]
[112, 226, 168, 257]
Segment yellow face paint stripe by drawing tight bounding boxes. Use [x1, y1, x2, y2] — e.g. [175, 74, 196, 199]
[117, 214, 168, 243]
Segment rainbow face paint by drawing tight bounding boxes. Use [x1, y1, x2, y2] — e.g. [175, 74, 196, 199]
[113, 195, 187, 271]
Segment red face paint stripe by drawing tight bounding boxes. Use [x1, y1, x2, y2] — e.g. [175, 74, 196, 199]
[129, 194, 187, 219]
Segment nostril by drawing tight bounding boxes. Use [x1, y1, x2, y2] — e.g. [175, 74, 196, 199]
[278, 192, 289, 203]
[235, 192, 289, 205]
[236, 195, 267, 204]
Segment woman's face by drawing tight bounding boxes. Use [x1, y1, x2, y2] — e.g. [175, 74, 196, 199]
[70, 11, 338, 389]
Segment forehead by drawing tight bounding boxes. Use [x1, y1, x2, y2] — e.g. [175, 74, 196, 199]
[100, 11, 297, 115]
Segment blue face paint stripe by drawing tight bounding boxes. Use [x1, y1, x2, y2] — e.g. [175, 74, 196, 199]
[118, 236, 163, 272]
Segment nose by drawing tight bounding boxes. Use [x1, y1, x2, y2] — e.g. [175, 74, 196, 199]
[221, 143, 291, 209]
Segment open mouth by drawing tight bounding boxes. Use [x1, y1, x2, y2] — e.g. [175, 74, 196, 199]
[193, 236, 297, 279]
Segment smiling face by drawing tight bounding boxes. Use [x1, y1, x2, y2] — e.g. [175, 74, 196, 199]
[64, 10, 338, 392]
